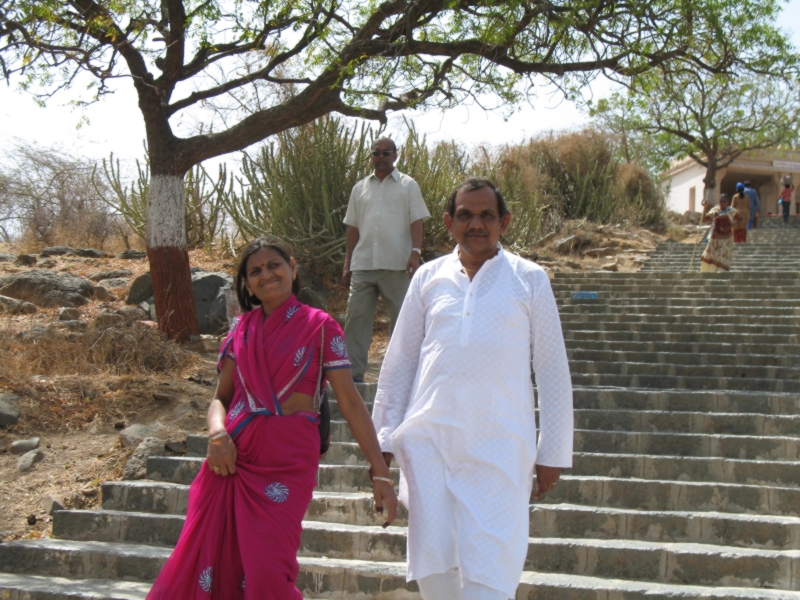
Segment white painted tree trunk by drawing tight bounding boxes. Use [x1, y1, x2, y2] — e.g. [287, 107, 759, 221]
[147, 175, 187, 249]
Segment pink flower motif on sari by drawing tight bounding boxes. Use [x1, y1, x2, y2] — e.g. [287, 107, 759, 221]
[265, 482, 290, 503]
[330, 336, 347, 358]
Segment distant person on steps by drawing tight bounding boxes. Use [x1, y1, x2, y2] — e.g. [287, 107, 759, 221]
[700, 193, 742, 273]
[731, 183, 750, 243]
[778, 179, 795, 224]
[342, 137, 430, 383]
[743, 181, 760, 230]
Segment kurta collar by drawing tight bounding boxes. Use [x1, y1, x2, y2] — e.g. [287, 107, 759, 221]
[370, 168, 400, 182]
[450, 242, 505, 272]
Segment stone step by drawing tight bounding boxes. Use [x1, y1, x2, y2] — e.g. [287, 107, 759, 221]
[22, 519, 800, 591]
[560, 313, 800, 326]
[569, 340, 800, 359]
[0, 573, 151, 599]
[568, 359, 800, 382]
[570, 372, 800, 393]
[559, 304, 800, 316]
[563, 329, 800, 346]
[561, 321, 800, 337]
[571, 386, 800, 415]
[55, 493, 800, 552]
[567, 349, 799, 369]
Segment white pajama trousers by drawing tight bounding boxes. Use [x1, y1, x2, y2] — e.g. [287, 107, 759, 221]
[418, 569, 510, 600]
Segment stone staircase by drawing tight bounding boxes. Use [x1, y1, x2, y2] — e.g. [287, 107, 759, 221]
[3, 243, 800, 597]
[642, 214, 800, 272]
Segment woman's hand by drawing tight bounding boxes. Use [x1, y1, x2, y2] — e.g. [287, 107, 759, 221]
[372, 478, 399, 528]
[207, 432, 237, 476]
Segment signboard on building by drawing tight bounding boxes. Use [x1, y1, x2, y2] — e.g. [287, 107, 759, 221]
[773, 160, 800, 171]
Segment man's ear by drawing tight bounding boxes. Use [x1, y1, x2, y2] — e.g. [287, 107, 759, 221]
[443, 213, 453, 235]
[499, 213, 511, 235]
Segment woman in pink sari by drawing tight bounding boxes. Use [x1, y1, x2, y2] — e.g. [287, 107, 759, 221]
[148, 236, 398, 599]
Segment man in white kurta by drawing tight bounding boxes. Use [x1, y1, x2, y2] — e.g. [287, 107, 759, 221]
[372, 179, 573, 600]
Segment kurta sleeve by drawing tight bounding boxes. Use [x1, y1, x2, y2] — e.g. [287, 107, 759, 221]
[322, 315, 351, 371]
[371, 272, 426, 453]
[530, 269, 574, 468]
[343, 184, 359, 227]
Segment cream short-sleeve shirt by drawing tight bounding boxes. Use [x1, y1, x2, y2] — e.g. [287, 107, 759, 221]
[343, 169, 430, 271]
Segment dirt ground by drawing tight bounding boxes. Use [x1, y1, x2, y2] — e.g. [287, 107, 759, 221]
[0, 219, 669, 541]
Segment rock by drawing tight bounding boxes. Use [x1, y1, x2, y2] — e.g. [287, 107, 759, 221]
[94, 310, 124, 328]
[38, 258, 57, 269]
[0, 295, 22, 314]
[173, 404, 195, 420]
[115, 306, 149, 325]
[26, 514, 37, 525]
[192, 272, 234, 334]
[297, 266, 332, 311]
[0, 393, 21, 427]
[552, 236, 577, 254]
[0, 253, 16, 263]
[541, 266, 555, 280]
[119, 423, 158, 448]
[190, 266, 205, 274]
[10, 437, 39, 454]
[40, 246, 74, 257]
[58, 307, 80, 321]
[73, 248, 108, 258]
[126, 273, 153, 305]
[583, 247, 616, 258]
[101, 277, 132, 289]
[153, 392, 176, 402]
[20, 302, 37, 314]
[53, 320, 87, 331]
[565, 261, 582, 270]
[41, 494, 64, 515]
[81, 487, 99, 497]
[89, 269, 133, 282]
[0, 270, 95, 307]
[17, 449, 44, 472]
[16, 325, 53, 342]
[116, 249, 147, 260]
[93, 286, 116, 302]
[14, 254, 37, 266]
[600, 261, 619, 272]
[122, 436, 165, 480]
[166, 440, 186, 453]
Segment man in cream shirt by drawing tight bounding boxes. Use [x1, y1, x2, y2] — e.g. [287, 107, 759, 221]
[342, 137, 430, 382]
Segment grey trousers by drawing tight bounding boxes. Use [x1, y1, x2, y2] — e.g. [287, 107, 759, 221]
[343, 269, 409, 380]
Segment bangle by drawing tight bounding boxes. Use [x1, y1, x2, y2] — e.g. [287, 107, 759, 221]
[209, 431, 229, 441]
[372, 476, 393, 484]
[411, 248, 421, 254]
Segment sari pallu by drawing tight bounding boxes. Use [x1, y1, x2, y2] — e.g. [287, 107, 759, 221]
[147, 296, 349, 600]
[701, 207, 740, 271]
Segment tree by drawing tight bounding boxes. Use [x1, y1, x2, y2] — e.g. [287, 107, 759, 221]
[591, 67, 800, 206]
[0, 0, 786, 339]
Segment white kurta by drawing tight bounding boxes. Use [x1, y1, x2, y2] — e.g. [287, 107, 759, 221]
[372, 245, 573, 598]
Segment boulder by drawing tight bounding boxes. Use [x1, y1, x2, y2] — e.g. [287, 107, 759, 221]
[116, 249, 147, 260]
[54, 320, 87, 331]
[10, 437, 39, 455]
[41, 494, 64, 515]
[101, 278, 132, 289]
[600, 261, 619, 272]
[583, 247, 616, 258]
[0, 253, 16, 263]
[17, 449, 44, 472]
[0, 270, 95, 307]
[122, 437, 166, 480]
[192, 271, 233, 334]
[119, 423, 158, 448]
[89, 269, 133, 282]
[16, 325, 54, 342]
[93, 285, 116, 302]
[39, 246, 74, 258]
[58, 307, 80, 321]
[38, 259, 57, 269]
[126, 273, 153, 305]
[565, 261, 582, 270]
[115, 306, 149, 325]
[0, 295, 22, 314]
[20, 302, 37, 314]
[297, 266, 332, 310]
[14, 254, 37, 266]
[94, 310, 124, 328]
[0, 393, 21, 427]
[72, 248, 108, 258]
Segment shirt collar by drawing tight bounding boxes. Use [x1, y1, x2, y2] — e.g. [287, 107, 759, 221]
[449, 242, 505, 267]
[371, 168, 400, 182]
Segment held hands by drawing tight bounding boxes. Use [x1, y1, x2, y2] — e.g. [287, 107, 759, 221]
[207, 431, 237, 476]
[370, 452, 398, 528]
[534, 464, 562, 499]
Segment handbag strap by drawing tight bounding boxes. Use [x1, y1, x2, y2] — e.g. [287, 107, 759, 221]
[313, 324, 325, 412]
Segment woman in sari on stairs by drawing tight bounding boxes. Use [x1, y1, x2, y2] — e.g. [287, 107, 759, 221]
[147, 236, 398, 600]
[700, 193, 743, 273]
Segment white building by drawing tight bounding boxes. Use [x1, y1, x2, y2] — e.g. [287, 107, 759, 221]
[665, 151, 800, 215]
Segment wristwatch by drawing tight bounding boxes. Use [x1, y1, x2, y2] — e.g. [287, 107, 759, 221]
[411, 248, 421, 254]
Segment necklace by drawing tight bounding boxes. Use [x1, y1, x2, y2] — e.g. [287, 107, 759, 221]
[461, 266, 478, 274]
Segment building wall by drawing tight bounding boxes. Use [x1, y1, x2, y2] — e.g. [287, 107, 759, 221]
[666, 163, 706, 214]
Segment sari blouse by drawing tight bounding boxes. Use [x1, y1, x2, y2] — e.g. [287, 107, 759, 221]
[217, 295, 350, 437]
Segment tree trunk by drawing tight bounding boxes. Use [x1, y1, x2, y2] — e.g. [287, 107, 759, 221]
[702, 160, 718, 210]
[146, 173, 200, 342]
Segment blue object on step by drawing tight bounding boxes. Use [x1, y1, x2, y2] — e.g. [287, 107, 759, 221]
[570, 291, 599, 299]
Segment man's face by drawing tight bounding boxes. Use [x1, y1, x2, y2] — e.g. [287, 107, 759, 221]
[444, 186, 511, 256]
[371, 140, 397, 175]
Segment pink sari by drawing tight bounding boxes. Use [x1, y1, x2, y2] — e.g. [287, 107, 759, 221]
[148, 296, 349, 599]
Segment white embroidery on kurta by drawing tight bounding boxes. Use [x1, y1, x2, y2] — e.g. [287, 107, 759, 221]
[294, 346, 306, 367]
[199, 567, 213, 593]
[330, 336, 347, 358]
[228, 401, 245, 420]
[286, 305, 300, 320]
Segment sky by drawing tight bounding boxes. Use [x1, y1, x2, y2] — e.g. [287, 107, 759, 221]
[2, 1, 800, 173]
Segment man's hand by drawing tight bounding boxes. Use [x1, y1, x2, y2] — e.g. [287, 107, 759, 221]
[342, 262, 352, 287]
[406, 252, 420, 279]
[534, 464, 561, 499]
